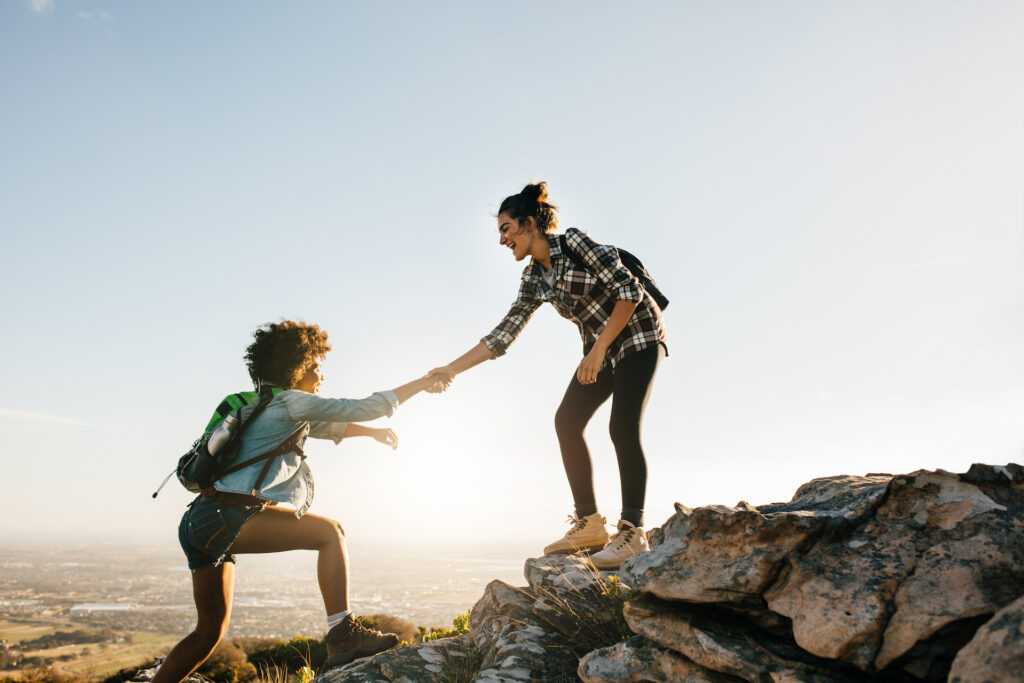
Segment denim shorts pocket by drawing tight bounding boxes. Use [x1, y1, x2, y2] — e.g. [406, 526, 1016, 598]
[185, 503, 231, 554]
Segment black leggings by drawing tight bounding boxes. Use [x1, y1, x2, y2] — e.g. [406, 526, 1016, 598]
[554, 345, 664, 527]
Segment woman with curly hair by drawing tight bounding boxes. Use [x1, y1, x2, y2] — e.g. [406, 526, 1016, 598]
[430, 182, 667, 570]
[154, 320, 444, 681]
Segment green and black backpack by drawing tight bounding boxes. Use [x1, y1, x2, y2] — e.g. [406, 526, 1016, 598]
[153, 385, 287, 498]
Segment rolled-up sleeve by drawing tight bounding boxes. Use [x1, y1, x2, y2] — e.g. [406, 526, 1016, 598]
[308, 421, 349, 443]
[282, 390, 399, 424]
[482, 279, 542, 358]
[567, 229, 642, 303]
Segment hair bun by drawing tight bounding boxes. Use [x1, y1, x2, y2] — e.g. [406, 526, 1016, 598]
[498, 180, 558, 234]
[520, 181, 548, 203]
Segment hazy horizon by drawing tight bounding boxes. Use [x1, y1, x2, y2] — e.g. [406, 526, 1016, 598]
[2, 1, 1022, 549]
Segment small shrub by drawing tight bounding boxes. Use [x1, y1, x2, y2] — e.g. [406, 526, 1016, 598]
[532, 568, 637, 656]
[198, 640, 257, 683]
[248, 636, 325, 672]
[430, 643, 482, 683]
[598, 575, 638, 642]
[418, 610, 471, 643]
[232, 636, 284, 657]
[254, 661, 315, 683]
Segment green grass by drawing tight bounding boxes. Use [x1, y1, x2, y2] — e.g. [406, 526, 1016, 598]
[54, 640, 177, 678]
[0, 620, 177, 681]
[0, 619, 76, 643]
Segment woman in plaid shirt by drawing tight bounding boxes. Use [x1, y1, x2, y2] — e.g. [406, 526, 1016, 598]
[430, 182, 667, 569]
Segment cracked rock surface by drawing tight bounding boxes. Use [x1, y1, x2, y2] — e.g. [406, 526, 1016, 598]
[579, 635, 741, 683]
[318, 634, 477, 682]
[949, 595, 1024, 682]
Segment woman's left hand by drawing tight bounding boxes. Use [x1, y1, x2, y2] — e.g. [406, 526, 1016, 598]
[371, 428, 399, 450]
[577, 348, 605, 385]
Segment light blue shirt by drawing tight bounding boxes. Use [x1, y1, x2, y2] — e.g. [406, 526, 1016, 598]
[214, 388, 399, 517]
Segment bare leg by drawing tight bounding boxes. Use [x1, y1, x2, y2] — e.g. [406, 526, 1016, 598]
[152, 563, 233, 683]
[231, 507, 349, 614]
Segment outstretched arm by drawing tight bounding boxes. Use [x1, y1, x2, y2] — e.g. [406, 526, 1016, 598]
[428, 282, 542, 387]
[390, 374, 441, 404]
[429, 341, 495, 381]
[344, 423, 399, 449]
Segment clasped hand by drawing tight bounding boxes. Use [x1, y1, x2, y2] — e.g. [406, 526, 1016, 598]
[425, 366, 454, 394]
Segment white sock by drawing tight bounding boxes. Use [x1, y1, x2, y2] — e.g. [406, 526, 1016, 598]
[327, 610, 352, 629]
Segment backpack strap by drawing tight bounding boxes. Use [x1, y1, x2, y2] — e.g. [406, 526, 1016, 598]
[559, 234, 585, 269]
[249, 428, 306, 495]
[231, 384, 277, 438]
[219, 426, 307, 495]
[213, 385, 284, 478]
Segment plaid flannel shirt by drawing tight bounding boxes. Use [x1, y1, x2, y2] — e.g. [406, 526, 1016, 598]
[482, 228, 667, 369]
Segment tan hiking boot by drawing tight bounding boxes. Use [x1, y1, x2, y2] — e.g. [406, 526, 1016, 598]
[543, 513, 609, 555]
[324, 616, 400, 667]
[589, 520, 649, 570]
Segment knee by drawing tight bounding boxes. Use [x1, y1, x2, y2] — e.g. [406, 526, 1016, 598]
[554, 405, 584, 440]
[319, 517, 346, 546]
[608, 420, 640, 450]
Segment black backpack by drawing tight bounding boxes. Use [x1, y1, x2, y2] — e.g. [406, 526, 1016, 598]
[152, 385, 301, 498]
[559, 234, 669, 310]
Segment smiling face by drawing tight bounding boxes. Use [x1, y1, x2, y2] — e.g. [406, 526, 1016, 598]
[498, 212, 537, 262]
[295, 358, 325, 393]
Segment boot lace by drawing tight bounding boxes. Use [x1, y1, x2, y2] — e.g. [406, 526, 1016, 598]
[565, 515, 588, 537]
[350, 616, 384, 635]
[607, 527, 636, 551]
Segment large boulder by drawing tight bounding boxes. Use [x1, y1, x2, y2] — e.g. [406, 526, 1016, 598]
[620, 464, 1024, 679]
[765, 466, 1024, 676]
[622, 475, 891, 614]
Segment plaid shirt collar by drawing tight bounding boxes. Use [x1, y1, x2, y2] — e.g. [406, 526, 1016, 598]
[524, 233, 567, 288]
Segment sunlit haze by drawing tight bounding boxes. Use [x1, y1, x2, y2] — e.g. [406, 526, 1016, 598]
[2, 1, 1022, 556]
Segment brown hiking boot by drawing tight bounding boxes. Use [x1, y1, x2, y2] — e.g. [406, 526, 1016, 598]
[325, 616, 400, 667]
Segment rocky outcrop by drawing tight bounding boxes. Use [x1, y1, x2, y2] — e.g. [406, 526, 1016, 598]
[320, 463, 1024, 681]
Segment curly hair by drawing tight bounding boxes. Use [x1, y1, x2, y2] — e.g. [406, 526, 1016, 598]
[498, 181, 559, 235]
[244, 320, 331, 388]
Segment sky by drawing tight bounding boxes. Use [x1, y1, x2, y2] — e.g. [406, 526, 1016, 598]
[1, 0, 1022, 554]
